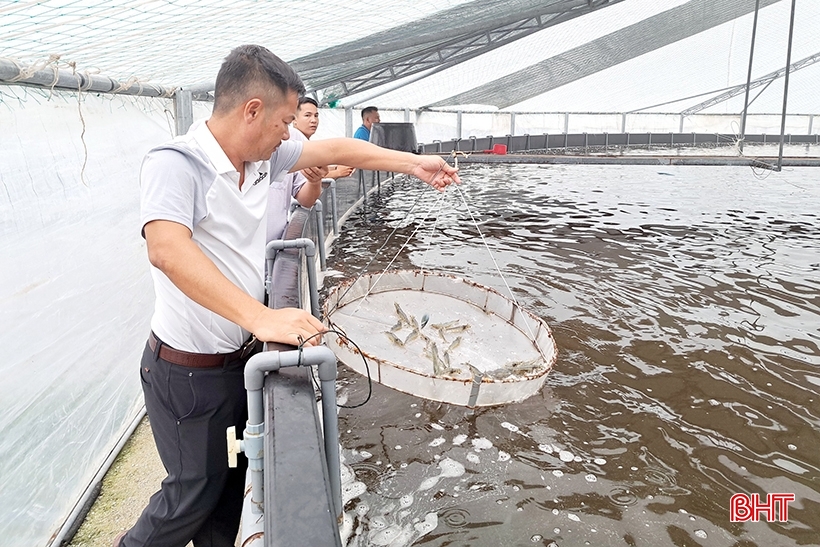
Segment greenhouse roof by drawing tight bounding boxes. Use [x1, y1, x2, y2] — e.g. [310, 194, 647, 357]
[1, 0, 818, 114]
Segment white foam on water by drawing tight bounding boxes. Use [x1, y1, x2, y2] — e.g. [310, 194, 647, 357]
[340, 463, 355, 483]
[343, 481, 367, 505]
[439, 457, 466, 478]
[340, 511, 355, 545]
[453, 434, 468, 445]
[413, 513, 438, 537]
[501, 422, 520, 433]
[370, 524, 413, 546]
[417, 476, 440, 492]
[370, 515, 389, 530]
[472, 437, 493, 451]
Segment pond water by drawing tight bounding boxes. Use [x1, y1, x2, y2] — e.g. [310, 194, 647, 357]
[325, 163, 820, 547]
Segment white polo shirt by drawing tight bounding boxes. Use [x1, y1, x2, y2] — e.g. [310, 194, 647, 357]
[140, 120, 302, 353]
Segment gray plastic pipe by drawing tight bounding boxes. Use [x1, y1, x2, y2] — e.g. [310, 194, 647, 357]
[321, 178, 339, 236]
[265, 238, 320, 319]
[312, 201, 327, 271]
[243, 346, 341, 516]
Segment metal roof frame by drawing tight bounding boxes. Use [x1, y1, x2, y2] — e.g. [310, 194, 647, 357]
[426, 0, 783, 109]
[290, 0, 625, 105]
[681, 50, 820, 115]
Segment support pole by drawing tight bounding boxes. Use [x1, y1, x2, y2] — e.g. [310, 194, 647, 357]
[456, 110, 463, 140]
[174, 89, 193, 136]
[312, 201, 327, 272]
[739, 0, 761, 153]
[345, 107, 353, 138]
[324, 178, 339, 236]
[776, 0, 798, 171]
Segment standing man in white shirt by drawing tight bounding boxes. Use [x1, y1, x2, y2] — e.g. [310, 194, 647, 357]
[118, 44, 459, 547]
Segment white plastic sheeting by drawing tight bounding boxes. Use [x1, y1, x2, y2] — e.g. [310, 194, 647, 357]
[0, 88, 177, 546]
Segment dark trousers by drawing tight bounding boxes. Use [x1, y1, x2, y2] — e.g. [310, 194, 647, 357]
[122, 339, 249, 547]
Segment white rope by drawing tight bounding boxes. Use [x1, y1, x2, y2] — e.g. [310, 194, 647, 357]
[348, 187, 447, 316]
[6, 54, 61, 82]
[418, 188, 450, 276]
[69, 61, 90, 187]
[452, 183, 543, 353]
[111, 75, 140, 94]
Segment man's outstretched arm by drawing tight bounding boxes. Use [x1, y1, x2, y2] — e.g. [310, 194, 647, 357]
[294, 138, 460, 191]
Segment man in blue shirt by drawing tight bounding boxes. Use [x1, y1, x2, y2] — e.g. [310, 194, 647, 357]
[353, 105, 380, 141]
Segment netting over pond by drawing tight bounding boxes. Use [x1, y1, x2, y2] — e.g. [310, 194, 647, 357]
[1, 1, 819, 545]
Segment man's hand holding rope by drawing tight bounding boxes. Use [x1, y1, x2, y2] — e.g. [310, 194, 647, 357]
[413, 155, 461, 191]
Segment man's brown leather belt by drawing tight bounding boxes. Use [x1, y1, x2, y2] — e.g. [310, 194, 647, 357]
[148, 332, 260, 368]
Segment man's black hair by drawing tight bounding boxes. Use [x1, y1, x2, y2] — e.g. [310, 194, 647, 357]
[213, 44, 305, 114]
[298, 96, 319, 110]
[361, 106, 378, 120]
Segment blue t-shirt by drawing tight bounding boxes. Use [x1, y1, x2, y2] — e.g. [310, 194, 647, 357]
[353, 125, 370, 141]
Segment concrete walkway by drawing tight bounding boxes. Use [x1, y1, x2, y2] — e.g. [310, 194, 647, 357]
[68, 416, 165, 547]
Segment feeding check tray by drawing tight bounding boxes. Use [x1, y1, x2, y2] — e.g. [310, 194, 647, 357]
[324, 270, 557, 407]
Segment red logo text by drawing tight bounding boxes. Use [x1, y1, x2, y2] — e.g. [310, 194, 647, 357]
[730, 493, 795, 522]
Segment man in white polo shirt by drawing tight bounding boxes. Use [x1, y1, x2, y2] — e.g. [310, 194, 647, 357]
[119, 44, 459, 547]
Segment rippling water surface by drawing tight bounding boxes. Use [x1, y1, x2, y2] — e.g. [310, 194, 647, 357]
[325, 164, 820, 547]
